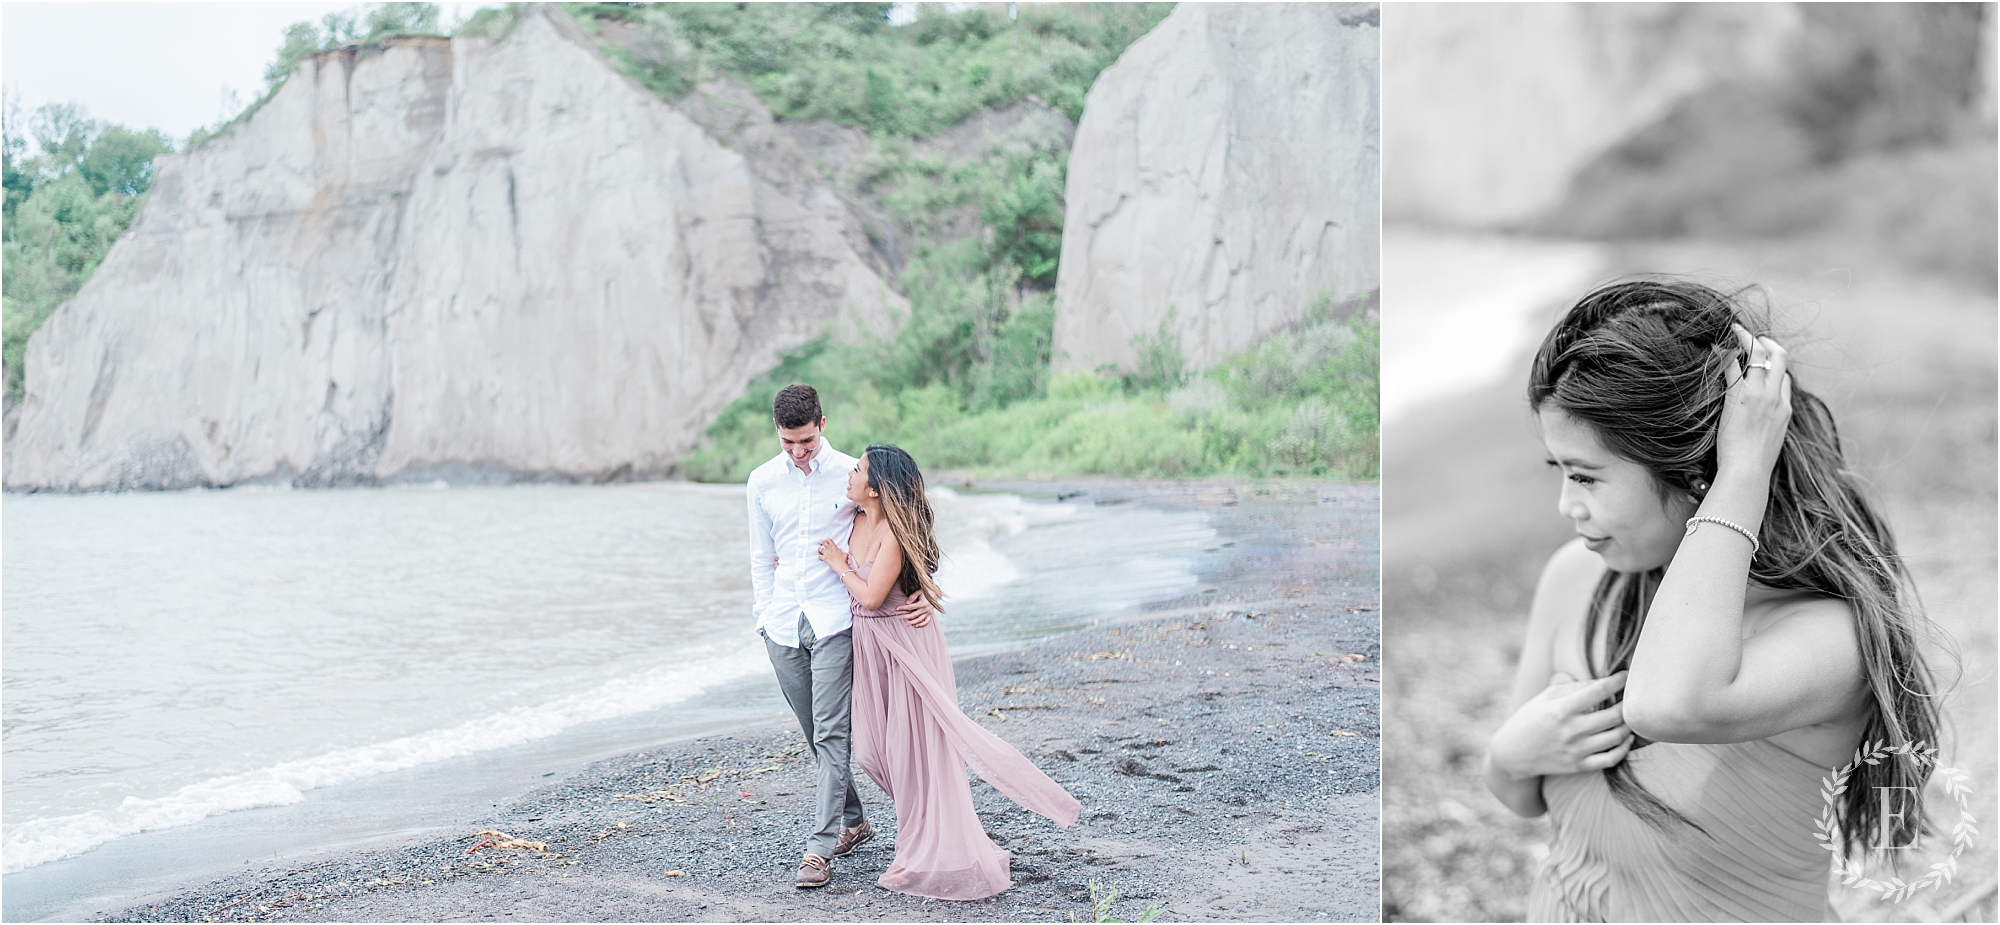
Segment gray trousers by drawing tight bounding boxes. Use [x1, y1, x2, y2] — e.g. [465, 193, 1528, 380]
[764, 613, 866, 858]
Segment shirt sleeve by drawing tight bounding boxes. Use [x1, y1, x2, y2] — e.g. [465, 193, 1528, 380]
[832, 500, 856, 551]
[747, 477, 776, 618]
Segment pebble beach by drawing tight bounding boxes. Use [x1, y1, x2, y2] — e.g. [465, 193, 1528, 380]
[95, 480, 1380, 923]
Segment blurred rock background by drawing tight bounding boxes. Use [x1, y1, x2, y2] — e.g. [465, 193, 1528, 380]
[1387, 3, 1994, 287]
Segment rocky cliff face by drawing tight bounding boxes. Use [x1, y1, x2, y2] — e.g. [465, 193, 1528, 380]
[671, 78, 1075, 286]
[5, 7, 903, 491]
[1051, 3, 1379, 375]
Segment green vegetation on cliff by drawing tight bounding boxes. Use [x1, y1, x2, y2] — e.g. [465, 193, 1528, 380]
[686, 301, 1379, 482]
[263, 1, 444, 91]
[2, 102, 174, 402]
[563, 2, 1167, 133]
[569, 2, 1379, 481]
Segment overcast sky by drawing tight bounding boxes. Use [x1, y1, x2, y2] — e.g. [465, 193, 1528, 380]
[3, 2, 491, 144]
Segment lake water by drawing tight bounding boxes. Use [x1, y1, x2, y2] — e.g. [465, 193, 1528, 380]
[2, 481, 1216, 916]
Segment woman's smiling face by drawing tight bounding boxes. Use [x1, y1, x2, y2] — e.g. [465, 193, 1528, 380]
[1538, 406, 1698, 572]
[846, 453, 873, 506]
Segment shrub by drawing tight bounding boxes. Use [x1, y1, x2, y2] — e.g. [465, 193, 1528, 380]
[686, 308, 1380, 483]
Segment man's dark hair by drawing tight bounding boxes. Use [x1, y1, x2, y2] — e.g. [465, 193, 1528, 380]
[772, 384, 822, 429]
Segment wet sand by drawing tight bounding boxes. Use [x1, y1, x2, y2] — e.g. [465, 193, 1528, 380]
[96, 479, 1380, 923]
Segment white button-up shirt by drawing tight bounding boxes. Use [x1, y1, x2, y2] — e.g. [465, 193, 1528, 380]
[747, 440, 859, 647]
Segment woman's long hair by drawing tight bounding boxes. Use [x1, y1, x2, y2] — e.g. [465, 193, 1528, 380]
[863, 445, 946, 612]
[1526, 278, 1940, 859]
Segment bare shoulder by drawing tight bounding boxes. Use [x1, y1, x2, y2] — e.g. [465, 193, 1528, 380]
[873, 523, 904, 568]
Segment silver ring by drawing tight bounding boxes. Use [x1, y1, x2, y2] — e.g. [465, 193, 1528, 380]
[1748, 361, 1773, 371]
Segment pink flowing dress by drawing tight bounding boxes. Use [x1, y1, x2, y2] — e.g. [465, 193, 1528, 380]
[846, 556, 1083, 900]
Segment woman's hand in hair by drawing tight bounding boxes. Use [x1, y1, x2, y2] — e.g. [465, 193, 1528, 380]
[1634, 327, 1871, 750]
[1715, 323, 1792, 485]
[1489, 671, 1634, 780]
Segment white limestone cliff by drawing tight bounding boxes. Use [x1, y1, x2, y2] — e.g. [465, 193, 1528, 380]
[6, 7, 903, 490]
[1051, 3, 1380, 375]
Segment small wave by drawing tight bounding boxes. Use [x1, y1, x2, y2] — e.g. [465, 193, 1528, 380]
[935, 534, 1021, 602]
[1, 645, 768, 873]
[931, 488, 1077, 603]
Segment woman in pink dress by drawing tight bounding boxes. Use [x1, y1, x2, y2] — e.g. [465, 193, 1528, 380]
[815, 444, 1082, 900]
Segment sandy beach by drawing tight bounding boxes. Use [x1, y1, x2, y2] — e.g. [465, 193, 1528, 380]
[90, 479, 1379, 923]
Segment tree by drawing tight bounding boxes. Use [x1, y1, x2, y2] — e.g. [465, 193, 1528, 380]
[264, 3, 444, 92]
[3, 90, 33, 217]
[79, 126, 175, 197]
[2, 102, 171, 401]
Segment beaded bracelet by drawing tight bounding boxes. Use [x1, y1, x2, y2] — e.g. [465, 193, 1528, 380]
[1684, 515, 1759, 556]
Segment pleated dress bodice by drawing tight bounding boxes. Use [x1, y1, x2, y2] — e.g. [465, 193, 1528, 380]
[1530, 738, 1834, 923]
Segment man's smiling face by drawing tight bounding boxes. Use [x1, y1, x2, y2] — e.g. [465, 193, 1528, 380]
[778, 418, 825, 468]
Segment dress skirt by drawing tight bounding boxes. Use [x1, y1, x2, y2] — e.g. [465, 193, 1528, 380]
[847, 559, 1082, 900]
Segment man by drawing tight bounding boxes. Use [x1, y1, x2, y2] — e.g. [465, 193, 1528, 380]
[747, 384, 930, 889]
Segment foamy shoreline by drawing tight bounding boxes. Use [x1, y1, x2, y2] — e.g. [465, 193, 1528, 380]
[4, 477, 1210, 908]
[85, 479, 1380, 923]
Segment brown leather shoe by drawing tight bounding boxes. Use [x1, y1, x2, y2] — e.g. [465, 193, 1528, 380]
[832, 820, 876, 857]
[795, 853, 831, 889]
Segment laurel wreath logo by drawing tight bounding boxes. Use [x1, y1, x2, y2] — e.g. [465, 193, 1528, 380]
[1813, 740, 1977, 903]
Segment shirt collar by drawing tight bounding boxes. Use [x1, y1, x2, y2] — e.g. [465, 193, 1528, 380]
[786, 437, 837, 475]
